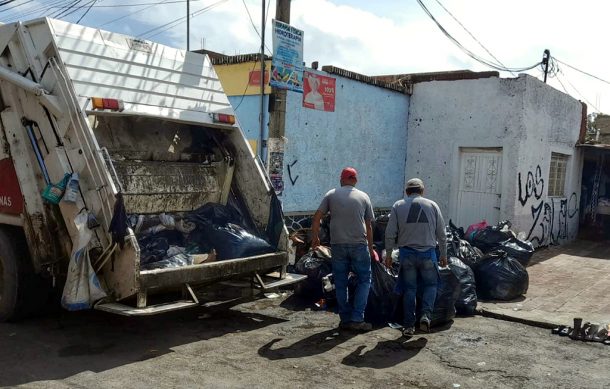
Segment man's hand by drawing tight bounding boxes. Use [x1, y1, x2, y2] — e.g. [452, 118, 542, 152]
[439, 256, 448, 268]
[385, 254, 393, 269]
[369, 246, 376, 262]
[311, 236, 321, 250]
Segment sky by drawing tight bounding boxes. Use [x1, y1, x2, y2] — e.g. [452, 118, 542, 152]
[2, 0, 610, 114]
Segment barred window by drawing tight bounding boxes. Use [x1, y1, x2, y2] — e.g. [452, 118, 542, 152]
[548, 153, 569, 197]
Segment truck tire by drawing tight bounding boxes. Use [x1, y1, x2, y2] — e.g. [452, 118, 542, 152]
[0, 226, 52, 321]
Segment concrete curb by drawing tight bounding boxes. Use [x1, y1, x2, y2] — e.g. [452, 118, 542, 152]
[476, 308, 558, 329]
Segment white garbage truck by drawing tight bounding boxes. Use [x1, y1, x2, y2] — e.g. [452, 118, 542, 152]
[0, 18, 303, 320]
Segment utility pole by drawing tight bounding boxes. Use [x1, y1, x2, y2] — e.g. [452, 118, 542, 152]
[542, 49, 550, 83]
[268, 0, 290, 141]
[186, 0, 190, 51]
[259, 0, 266, 160]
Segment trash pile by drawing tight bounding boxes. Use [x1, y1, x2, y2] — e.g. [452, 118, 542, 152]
[290, 215, 535, 329]
[132, 203, 275, 270]
[458, 219, 532, 301]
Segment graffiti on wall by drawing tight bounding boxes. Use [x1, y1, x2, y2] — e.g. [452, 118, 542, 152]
[518, 166, 578, 246]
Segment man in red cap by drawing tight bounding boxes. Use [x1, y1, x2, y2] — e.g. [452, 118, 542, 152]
[312, 167, 375, 331]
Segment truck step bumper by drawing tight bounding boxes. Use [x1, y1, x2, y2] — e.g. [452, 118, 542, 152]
[253, 272, 307, 290]
[95, 300, 198, 316]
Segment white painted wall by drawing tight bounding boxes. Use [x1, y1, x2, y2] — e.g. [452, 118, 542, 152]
[282, 70, 410, 214]
[406, 74, 583, 246]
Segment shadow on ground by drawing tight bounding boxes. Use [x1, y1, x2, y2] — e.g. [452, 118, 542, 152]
[0, 297, 287, 387]
[341, 337, 428, 369]
[258, 329, 357, 360]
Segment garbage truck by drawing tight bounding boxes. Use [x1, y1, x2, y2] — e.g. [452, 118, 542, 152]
[0, 18, 304, 320]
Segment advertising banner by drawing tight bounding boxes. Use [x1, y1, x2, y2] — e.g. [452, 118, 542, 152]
[271, 19, 304, 92]
[302, 71, 336, 111]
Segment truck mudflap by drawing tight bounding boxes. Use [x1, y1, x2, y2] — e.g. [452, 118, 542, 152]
[95, 252, 306, 316]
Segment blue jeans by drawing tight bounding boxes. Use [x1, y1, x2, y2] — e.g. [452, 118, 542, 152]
[399, 247, 439, 327]
[331, 244, 372, 323]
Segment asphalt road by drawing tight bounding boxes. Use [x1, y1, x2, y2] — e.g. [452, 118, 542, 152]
[1, 290, 608, 389]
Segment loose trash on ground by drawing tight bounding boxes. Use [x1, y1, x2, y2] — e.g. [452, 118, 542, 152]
[552, 319, 610, 345]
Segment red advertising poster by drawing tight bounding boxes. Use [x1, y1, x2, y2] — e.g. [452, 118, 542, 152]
[302, 71, 336, 112]
[248, 70, 270, 86]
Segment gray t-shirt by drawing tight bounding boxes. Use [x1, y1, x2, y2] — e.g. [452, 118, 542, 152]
[384, 195, 447, 257]
[318, 185, 374, 245]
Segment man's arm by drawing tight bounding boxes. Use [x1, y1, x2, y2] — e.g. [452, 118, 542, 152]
[365, 220, 375, 260]
[434, 204, 448, 267]
[384, 206, 398, 267]
[311, 210, 324, 249]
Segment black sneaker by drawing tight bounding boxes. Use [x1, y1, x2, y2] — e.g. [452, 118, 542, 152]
[419, 316, 431, 333]
[402, 327, 415, 337]
[339, 321, 352, 330]
[348, 321, 373, 332]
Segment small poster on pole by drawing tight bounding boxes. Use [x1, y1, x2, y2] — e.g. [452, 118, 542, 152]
[271, 19, 304, 92]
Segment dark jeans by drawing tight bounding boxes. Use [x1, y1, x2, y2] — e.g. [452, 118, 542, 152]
[331, 244, 372, 323]
[399, 247, 438, 327]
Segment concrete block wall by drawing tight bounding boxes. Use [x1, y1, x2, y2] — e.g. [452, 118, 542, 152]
[281, 70, 410, 214]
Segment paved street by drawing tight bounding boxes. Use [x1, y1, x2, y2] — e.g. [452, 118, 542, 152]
[1, 287, 608, 389]
[478, 240, 610, 327]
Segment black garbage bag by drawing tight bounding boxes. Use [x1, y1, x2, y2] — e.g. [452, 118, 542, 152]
[470, 220, 515, 253]
[186, 202, 245, 228]
[366, 262, 398, 325]
[422, 267, 460, 326]
[448, 257, 478, 315]
[392, 266, 460, 328]
[141, 252, 193, 270]
[209, 223, 274, 260]
[475, 250, 529, 301]
[447, 234, 483, 269]
[498, 238, 534, 267]
[373, 214, 390, 250]
[294, 251, 332, 301]
[139, 236, 170, 265]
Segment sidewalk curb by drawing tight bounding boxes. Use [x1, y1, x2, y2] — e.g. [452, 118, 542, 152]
[476, 308, 558, 329]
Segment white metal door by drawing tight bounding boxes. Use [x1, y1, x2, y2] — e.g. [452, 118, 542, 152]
[456, 149, 502, 229]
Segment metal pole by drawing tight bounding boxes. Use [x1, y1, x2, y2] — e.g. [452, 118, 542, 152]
[187, 0, 190, 51]
[542, 49, 550, 83]
[259, 0, 266, 160]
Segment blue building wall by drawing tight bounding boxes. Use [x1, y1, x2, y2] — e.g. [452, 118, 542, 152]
[228, 95, 270, 162]
[281, 72, 410, 214]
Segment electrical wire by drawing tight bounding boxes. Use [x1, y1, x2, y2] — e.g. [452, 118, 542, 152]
[3, 0, 66, 21]
[76, 0, 97, 23]
[52, 0, 83, 18]
[241, 0, 272, 55]
[50, 0, 203, 8]
[557, 68, 601, 112]
[554, 57, 610, 86]
[0, 0, 18, 7]
[416, 0, 540, 73]
[0, 0, 34, 14]
[137, 0, 227, 39]
[98, 0, 172, 27]
[432, 0, 516, 77]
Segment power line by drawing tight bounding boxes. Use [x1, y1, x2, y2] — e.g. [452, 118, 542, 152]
[49, 0, 202, 8]
[241, 0, 272, 55]
[556, 66, 601, 112]
[554, 57, 610, 86]
[3, 0, 68, 21]
[98, 0, 171, 27]
[0, 0, 35, 14]
[76, 0, 97, 23]
[0, 0, 18, 7]
[416, 0, 540, 73]
[137, 0, 227, 39]
[432, 0, 516, 77]
[52, 0, 83, 18]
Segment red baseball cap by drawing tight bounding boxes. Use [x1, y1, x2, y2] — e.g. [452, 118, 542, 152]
[341, 167, 358, 180]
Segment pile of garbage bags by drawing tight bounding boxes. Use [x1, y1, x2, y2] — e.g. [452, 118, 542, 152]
[456, 219, 532, 301]
[134, 203, 275, 270]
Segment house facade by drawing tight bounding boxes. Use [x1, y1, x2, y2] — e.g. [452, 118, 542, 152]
[406, 73, 584, 246]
